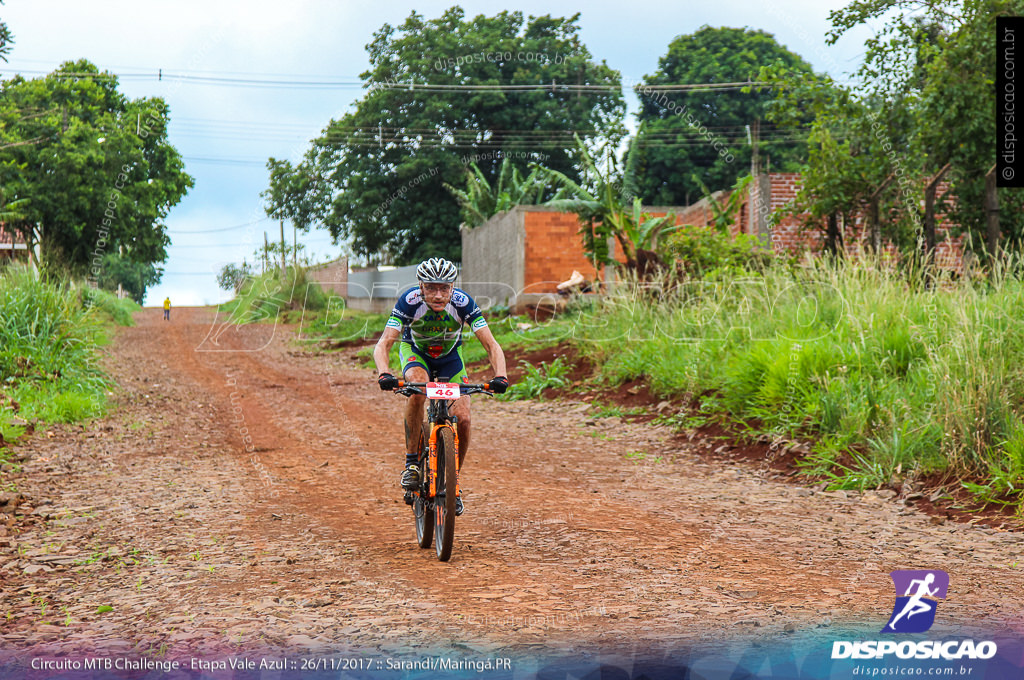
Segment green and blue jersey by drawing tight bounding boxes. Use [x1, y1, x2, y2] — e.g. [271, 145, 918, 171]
[386, 286, 488, 359]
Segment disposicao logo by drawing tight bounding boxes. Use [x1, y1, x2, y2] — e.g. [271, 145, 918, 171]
[882, 569, 949, 634]
[830, 569, 998, 661]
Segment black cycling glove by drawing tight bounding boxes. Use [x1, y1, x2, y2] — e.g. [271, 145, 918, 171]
[488, 376, 509, 393]
[378, 373, 399, 391]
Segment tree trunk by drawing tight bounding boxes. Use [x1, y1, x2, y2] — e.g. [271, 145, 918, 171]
[866, 173, 894, 253]
[826, 213, 843, 257]
[923, 181, 937, 263]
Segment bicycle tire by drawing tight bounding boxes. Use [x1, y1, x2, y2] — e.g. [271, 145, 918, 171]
[434, 426, 458, 561]
[414, 423, 433, 549]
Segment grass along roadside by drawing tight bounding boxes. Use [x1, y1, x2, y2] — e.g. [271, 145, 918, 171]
[0, 266, 138, 484]
[572, 256, 1024, 514]
[219, 265, 342, 326]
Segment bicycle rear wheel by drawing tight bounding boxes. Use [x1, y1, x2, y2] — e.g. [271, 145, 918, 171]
[434, 426, 457, 561]
[414, 423, 433, 549]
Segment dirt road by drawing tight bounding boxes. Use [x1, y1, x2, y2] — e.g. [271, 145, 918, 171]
[1, 307, 1022, 660]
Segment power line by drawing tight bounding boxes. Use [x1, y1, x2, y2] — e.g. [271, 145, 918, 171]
[3, 68, 784, 94]
[168, 217, 270, 234]
[183, 156, 268, 166]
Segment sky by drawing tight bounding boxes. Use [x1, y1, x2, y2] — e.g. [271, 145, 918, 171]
[0, 1, 874, 306]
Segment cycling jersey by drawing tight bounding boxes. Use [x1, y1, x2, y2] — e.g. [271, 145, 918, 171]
[386, 286, 488, 359]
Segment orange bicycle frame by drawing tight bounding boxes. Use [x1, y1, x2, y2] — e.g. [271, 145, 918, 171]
[427, 422, 460, 499]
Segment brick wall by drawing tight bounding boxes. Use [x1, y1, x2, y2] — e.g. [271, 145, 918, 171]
[522, 207, 644, 294]
[671, 197, 719, 228]
[706, 173, 965, 271]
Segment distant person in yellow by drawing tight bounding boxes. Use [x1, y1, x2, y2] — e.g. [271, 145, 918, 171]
[163, 297, 171, 321]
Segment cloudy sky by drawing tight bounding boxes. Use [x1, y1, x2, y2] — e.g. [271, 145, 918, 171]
[1, 1, 872, 306]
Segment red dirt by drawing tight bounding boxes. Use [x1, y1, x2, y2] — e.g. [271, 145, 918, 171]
[1, 308, 1022, 662]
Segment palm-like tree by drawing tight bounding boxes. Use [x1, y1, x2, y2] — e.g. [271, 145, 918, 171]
[533, 132, 680, 272]
[445, 157, 566, 228]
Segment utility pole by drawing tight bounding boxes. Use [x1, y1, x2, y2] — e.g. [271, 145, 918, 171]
[263, 232, 269, 273]
[279, 219, 286, 277]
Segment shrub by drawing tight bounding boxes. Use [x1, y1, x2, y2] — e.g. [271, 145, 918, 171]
[661, 225, 775, 280]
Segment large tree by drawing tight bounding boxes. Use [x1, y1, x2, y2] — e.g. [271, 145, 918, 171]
[761, 67, 923, 254]
[0, 0, 13, 63]
[828, 0, 1024, 256]
[96, 253, 162, 304]
[0, 59, 192, 284]
[292, 7, 625, 264]
[634, 26, 815, 206]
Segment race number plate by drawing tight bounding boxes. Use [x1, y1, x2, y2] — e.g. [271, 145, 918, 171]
[426, 382, 461, 400]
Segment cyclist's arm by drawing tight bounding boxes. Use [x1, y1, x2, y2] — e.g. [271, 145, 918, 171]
[473, 325, 507, 377]
[373, 326, 402, 375]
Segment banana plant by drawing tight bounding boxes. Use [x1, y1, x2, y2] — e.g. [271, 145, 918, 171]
[535, 131, 679, 268]
[692, 173, 753, 235]
[444, 157, 565, 228]
[616, 197, 681, 260]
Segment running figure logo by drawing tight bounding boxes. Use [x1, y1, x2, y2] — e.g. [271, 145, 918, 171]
[882, 570, 949, 633]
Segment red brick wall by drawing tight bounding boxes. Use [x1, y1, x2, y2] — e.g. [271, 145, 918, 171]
[523, 211, 600, 292]
[522, 210, 639, 293]
[516, 175, 969, 295]
[718, 174, 965, 272]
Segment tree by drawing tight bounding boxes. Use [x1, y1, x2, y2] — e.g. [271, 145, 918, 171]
[828, 0, 1024, 258]
[634, 26, 815, 206]
[443, 157, 568, 227]
[0, 60, 193, 277]
[294, 7, 625, 264]
[217, 261, 255, 293]
[0, 0, 13, 64]
[261, 158, 319, 234]
[96, 253, 162, 304]
[760, 67, 924, 255]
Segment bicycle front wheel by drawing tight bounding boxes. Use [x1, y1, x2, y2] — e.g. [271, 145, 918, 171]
[414, 423, 433, 549]
[434, 426, 457, 561]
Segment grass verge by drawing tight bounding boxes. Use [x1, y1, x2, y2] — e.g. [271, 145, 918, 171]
[572, 255, 1024, 513]
[219, 266, 342, 325]
[0, 266, 136, 482]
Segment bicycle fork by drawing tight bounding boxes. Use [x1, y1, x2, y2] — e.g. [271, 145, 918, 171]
[426, 422, 461, 500]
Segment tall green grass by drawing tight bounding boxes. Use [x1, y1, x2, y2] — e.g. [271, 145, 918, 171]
[82, 286, 142, 328]
[220, 265, 341, 324]
[0, 266, 124, 429]
[574, 256, 1024, 510]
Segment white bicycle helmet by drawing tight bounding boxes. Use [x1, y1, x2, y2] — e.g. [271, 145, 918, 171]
[416, 257, 458, 284]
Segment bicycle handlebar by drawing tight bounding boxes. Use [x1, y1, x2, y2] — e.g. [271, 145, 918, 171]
[394, 381, 494, 397]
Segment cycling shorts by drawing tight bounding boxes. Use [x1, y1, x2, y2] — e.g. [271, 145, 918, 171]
[399, 342, 469, 383]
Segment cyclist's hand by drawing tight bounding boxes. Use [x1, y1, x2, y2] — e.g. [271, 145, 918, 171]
[487, 376, 509, 393]
[378, 372, 399, 391]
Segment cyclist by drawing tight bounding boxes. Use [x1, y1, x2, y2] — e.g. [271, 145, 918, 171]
[373, 257, 508, 516]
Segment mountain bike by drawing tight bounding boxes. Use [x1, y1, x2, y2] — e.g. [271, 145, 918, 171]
[393, 378, 494, 561]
